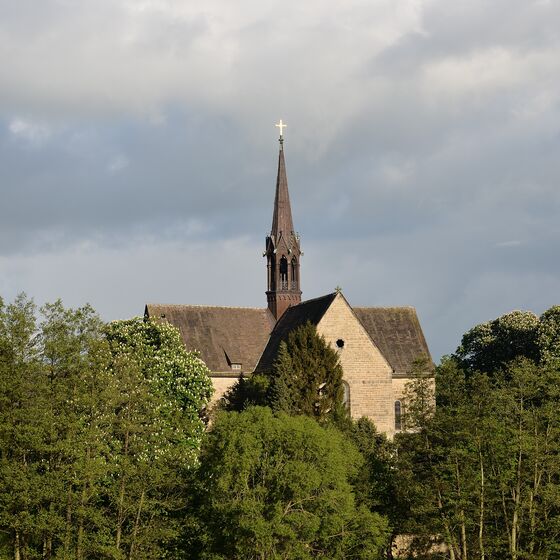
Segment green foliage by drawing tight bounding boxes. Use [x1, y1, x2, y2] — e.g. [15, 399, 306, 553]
[7, 292, 560, 560]
[398, 356, 560, 559]
[401, 357, 435, 431]
[104, 317, 213, 463]
[222, 322, 345, 422]
[456, 305, 560, 376]
[456, 310, 540, 373]
[187, 407, 389, 559]
[0, 296, 213, 559]
[537, 305, 560, 366]
[268, 322, 345, 421]
[0, 296, 111, 560]
[220, 373, 270, 412]
[101, 317, 214, 557]
[339, 416, 418, 554]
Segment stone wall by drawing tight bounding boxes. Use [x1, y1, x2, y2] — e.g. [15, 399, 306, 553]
[392, 375, 436, 433]
[317, 294, 395, 436]
[392, 377, 409, 405]
[206, 293, 434, 437]
[208, 375, 239, 407]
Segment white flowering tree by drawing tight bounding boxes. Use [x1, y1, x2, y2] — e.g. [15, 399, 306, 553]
[103, 317, 213, 556]
[537, 305, 560, 366]
[0, 300, 213, 559]
[455, 309, 558, 373]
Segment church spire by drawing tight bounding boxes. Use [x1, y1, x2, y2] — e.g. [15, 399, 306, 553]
[270, 138, 295, 240]
[265, 122, 302, 320]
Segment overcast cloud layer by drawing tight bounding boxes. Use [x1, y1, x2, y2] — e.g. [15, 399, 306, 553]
[1, 0, 559, 359]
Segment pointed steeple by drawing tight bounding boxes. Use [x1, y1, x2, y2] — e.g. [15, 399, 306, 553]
[265, 123, 302, 321]
[270, 143, 295, 241]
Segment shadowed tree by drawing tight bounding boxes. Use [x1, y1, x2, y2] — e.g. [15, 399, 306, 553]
[223, 322, 345, 422]
[455, 305, 560, 376]
[456, 310, 540, 374]
[186, 407, 389, 560]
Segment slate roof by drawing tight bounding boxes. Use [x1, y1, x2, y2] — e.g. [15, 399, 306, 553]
[354, 307, 432, 375]
[254, 293, 337, 373]
[254, 295, 432, 376]
[145, 297, 432, 378]
[144, 304, 275, 374]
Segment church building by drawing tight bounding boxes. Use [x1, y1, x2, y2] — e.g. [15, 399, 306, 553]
[145, 125, 432, 437]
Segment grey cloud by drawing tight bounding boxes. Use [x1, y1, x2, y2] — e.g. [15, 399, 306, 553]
[1, 0, 559, 360]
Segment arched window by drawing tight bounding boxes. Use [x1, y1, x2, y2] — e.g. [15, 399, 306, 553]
[342, 381, 350, 410]
[270, 255, 276, 290]
[291, 257, 298, 288]
[280, 256, 288, 289]
[395, 400, 402, 431]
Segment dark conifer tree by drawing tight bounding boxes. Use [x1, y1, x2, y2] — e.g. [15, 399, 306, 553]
[268, 321, 344, 420]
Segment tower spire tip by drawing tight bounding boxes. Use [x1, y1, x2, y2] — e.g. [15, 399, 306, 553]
[275, 119, 287, 145]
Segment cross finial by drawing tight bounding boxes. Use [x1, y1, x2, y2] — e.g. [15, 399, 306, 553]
[275, 119, 287, 139]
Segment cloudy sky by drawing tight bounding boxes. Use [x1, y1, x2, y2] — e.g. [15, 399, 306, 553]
[1, 0, 559, 359]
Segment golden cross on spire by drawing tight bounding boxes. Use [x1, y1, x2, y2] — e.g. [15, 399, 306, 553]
[275, 119, 287, 139]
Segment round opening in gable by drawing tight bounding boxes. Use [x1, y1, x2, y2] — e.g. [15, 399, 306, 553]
[336, 339, 345, 348]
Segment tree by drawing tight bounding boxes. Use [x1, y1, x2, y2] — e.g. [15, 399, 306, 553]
[537, 305, 560, 366]
[397, 355, 560, 560]
[0, 298, 214, 559]
[0, 294, 44, 559]
[0, 296, 113, 559]
[401, 356, 435, 431]
[187, 407, 389, 560]
[221, 373, 270, 412]
[102, 317, 214, 557]
[455, 306, 560, 375]
[268, 322, 344, 420]
[340, 417, 414, 559]
[222, 322, 345, 422]
[455, 310, 540, 374]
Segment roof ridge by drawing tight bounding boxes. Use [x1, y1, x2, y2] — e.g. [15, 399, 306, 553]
[295, 292, 337, 307]
[147, 303, 268, 311]
[353, 305, 416, 310]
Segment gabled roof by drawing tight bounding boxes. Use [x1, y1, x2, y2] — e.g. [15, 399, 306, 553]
[254, 295, 432, 377]
[353, 307, 432, 375]
[145, 297, 432, 379]
[145, 304, 275, 373]
[254, 293, 337, 373]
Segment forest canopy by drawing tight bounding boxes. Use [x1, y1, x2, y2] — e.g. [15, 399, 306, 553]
[0, 295, 213, 559]
[2, 295, 560, 560]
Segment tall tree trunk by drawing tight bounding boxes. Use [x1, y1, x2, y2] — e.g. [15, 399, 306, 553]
[115, 475, 126, 550]
[116, 429, 130, 551]
[478, 449, 485, 560]
[14, 530, 21, 560]
[64, 490, 73, 554]
[128, 489, 145, 560]
[42, 501, 55, 559]
[436, 488, 457, 560]
[425, 432, 457, 560]
[76, 446, 92, 560]
[510, 426, 523, 560]
[76, 483, 88, 560]
[528, 419, 547, 556]
[500, 490, 512, 551]
[454, 458, 468, 560]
